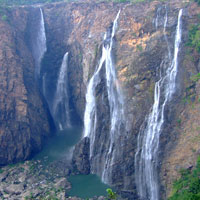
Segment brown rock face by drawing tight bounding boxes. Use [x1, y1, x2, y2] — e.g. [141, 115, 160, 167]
[0, 8, 52, 165]
[161, 4, 200, 198]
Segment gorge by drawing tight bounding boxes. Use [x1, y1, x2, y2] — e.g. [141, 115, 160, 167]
[0, 0, 200, 199]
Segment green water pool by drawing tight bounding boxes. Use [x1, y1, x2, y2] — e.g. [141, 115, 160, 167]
[68, 174, 109, 198]
[33, 127, 109, 198]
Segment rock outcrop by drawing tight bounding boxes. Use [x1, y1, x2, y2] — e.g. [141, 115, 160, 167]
[71, 137, 90, 175]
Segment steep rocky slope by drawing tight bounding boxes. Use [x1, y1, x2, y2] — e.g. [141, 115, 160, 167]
[0, 7, 52, 165]
[0, 0, 199, 199]
[161, 3, 200, 198]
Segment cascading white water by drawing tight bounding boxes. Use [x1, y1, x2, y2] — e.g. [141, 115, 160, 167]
[135, 9, 183, 200]
[35, 8, 47, 77]
[102, 11, 125, 183]
[53, 52, 71, 130]
[42, 73, 47, 97]
[155, 7, 162, 30]
[83, 11, 124, 183]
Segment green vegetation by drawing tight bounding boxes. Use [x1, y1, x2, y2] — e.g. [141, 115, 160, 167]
[25, 192, 34, 200]
[168, 157, 200, 200]
[106, 188, 117, 200]
[182, 94, 196, 105]
[0, 0, 171, 6]
[194, 0, 200, 6]
[187, 24, 200, 53]
[0, 0, 67, 6]
[186, 0, 200, 55]
[1, 14, 7, 21]
[177, 119, 181, 126]
[136, 44, 143, 52]
[191, 73, 200, 82]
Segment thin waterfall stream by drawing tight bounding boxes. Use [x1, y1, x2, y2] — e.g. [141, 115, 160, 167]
[135, 9, 183, 200]
[83, 10, 125, 184]
[53, 52, 71, 130]
[34, 8, 47, 78]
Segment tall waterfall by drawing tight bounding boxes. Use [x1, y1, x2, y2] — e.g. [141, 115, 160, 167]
[83, 11, 125, 183]
[34, 8, 47, 78]
[135, 9, 183, 200]
[53, 52, 71, 130]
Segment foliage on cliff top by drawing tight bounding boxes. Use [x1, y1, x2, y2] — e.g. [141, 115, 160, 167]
[168, 156, 200, 200]
[0, 0, 170, 6]
[0, 0, 66, 6]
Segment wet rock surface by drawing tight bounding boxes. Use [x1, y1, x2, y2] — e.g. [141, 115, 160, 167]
[72, 137, 90, 175]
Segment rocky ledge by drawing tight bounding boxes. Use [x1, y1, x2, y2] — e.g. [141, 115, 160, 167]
[0, 158, 109, 200]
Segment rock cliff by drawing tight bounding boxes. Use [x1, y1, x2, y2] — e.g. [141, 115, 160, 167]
[0, 0, 200, 199]
[0, 7, 53, 165]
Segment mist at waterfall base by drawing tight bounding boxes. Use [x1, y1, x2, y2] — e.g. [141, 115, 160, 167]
[33, 127, 81, 162]
[32, 126, 110, 198]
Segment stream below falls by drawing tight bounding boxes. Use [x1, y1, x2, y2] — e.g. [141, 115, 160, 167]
[33, 127, 109, 198]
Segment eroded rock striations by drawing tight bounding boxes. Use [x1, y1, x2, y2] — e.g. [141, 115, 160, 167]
[0, 7, 52, 165]
[0, 0, 200, 199]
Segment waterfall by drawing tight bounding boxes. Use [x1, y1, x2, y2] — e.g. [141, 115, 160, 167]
[42, 73, 47, 97]
[53, 52, 71, 130]
[154, 7, 162, 29]
[83, 11, 124, 183]
[102, 10, 125, 183]
[34, 8, 47, 78]
[135, 9, 183, 200]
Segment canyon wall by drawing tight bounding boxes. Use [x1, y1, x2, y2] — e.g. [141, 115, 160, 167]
[0, 0, 200, 199]
[0, 7, 53, 165]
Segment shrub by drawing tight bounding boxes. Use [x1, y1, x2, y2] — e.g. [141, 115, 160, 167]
[168, 157, 200, 200]
[187, 24, 200, 53]
[106, 188, 117, 200]
[191, 73, 200, 82]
